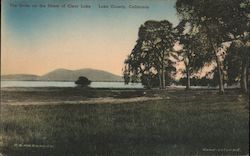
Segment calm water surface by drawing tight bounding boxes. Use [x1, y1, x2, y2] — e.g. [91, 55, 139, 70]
[1, 81, 144, 89]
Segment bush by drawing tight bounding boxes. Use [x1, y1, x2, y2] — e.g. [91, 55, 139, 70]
[75, 76, 91, 87]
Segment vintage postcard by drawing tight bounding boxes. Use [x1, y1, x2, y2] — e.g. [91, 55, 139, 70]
[1, 0, 249, 155]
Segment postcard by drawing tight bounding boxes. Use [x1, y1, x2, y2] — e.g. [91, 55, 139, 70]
[1, 0, 249, 155]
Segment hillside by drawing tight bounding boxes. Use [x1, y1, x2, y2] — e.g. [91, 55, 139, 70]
[2, 68, 123, 82]
[1, 74, 39, 81]
[38, 68, 123, 81]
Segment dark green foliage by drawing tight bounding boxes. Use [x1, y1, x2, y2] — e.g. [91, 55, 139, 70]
[178, 76, 218, 87]
[75, 76, 91, 87]
[123, 20, 176, 89]
[175, 0, 249, 93]
[224, 41, 249, 89]
[176, 0, 250, 93]
[224, 42, 244, 85]
[140, 73, 159, 89]
[175, 20, 214, 89]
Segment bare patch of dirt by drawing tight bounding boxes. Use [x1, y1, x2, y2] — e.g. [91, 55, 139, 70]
[4, 97, 163, 106]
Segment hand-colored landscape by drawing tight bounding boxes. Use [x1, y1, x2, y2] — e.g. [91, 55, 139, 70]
[1, 0, 249, 155]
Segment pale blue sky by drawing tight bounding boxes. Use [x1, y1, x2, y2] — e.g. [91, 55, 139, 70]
[2, 0, 179, 75]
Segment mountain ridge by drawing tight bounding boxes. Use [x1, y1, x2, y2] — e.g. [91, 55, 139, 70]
[1, 74, 39, 81]
[1, 68, 123, 82]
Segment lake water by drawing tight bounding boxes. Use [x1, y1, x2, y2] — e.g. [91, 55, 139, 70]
[1, 81, 144, 89]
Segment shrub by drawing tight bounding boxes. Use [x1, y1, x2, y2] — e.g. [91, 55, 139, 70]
[75, 76, 91, 87]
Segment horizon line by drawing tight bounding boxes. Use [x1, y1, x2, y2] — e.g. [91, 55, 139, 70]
[1, 67, 123, 77]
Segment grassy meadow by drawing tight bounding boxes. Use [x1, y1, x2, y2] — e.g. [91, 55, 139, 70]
[0, 88, 249, 156]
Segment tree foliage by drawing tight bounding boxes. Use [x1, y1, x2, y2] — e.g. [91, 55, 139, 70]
[224, 41, 250, 85]
[75, 76, 91, 87]
[123, 1, 249, 92]
[123, 20, 176, 89]
[176, 20, 214, 89]
[175, 0, 249, 93]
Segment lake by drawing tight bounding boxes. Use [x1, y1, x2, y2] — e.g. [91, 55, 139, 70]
[1, 81, 144, 89]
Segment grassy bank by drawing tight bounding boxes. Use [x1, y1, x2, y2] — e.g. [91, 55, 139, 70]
[0, 88, 249, 155]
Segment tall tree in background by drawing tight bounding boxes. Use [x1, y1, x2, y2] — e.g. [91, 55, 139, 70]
[123, 20, 176, 89]
[176, 0, 249, 93]
[216, 0, 249, 93]
[176, 21, 213, 89]
[224, 41, 250, 89]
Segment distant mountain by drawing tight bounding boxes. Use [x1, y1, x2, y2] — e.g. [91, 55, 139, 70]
[1, 74, 39, 81]
[38, 68, 74, 81]
[2, 68, 123, 82]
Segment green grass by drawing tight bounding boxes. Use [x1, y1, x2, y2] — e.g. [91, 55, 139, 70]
[0, 88, 249, 156]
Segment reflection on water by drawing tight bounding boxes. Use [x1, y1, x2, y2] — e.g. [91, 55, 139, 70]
[1, 80, 144, 88]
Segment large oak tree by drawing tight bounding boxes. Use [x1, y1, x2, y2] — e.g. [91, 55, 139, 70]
[123, 20, 176, 89]
[176, 0, 249, 93]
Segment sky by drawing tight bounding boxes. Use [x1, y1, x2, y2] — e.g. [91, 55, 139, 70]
[1, 0, 179, 76]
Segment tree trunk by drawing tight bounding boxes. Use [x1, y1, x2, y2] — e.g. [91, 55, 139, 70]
[162, 68, 166, 89]
[147, 76, 151, 89]
[216, 58, 224, 94]
[186, 65, 190, 90]
[161, 55, 166, 89]
[203, 22, 224, 94]
[185, 55, 191, 90]
[241, 54, 248, 93]
[158, 70, 162, 89]
[161, 53, 166, 89]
